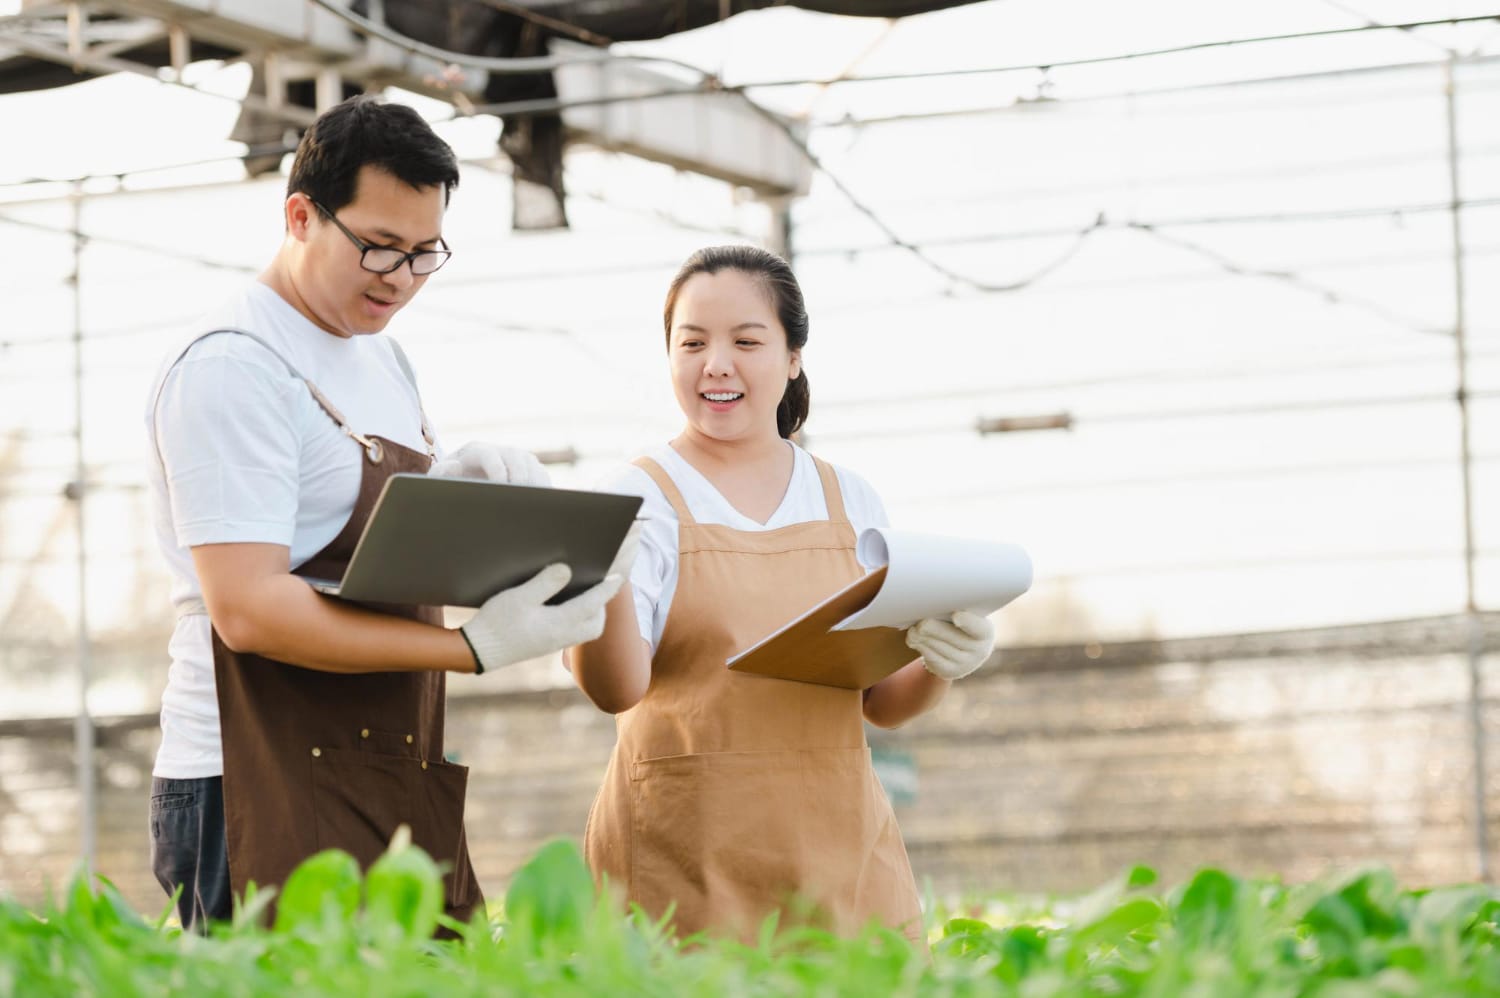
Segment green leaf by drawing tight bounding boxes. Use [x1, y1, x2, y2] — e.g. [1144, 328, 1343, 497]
[363, 825, 445, 943]
[1175, 869, 1240, 946]
[503, 839, 597, 948]
[273, 849, 362, 935]
[1069, 865, 1160, 928]
[1067, 897, 1165, 966]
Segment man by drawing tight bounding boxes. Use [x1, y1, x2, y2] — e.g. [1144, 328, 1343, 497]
[144, 95, 623, 930]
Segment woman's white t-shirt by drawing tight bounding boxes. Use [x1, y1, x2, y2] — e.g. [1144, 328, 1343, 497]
[596, 442, 889, 654]
[145, 282, 435, 779]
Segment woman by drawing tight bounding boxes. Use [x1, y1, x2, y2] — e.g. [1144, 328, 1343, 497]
[566, 245, 995, 944]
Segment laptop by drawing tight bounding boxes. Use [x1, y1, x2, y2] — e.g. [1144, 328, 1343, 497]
[303, 473, 643, 608]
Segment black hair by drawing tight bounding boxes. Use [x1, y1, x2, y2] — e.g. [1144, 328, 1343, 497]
[663, 245, 811, 439]
[286, 95, 460, 214]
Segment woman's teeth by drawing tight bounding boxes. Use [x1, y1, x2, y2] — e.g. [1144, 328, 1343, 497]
[703, 392, 743, 402]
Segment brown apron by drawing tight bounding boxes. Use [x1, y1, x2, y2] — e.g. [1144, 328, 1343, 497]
[584, 455, 923, 944]
[164, 329, 482, 923]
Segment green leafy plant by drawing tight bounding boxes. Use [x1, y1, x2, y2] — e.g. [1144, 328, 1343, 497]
[4, 840, 1499, 997]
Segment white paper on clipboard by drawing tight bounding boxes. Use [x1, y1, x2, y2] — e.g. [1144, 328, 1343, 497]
[832, 528, 1034, 631]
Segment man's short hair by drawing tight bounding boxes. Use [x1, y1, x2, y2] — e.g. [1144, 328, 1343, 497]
[286, 95, 460, 214]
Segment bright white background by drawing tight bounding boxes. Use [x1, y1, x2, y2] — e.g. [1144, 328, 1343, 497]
[1, 0, 1498, 716]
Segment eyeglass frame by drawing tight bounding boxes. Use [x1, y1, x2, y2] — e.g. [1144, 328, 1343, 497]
[309, 198, 453, 276]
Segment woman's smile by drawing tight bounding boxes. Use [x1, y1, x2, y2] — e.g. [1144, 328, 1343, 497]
[701, 391, 744, 411]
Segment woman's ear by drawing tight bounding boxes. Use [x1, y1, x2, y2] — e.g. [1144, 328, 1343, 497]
[789, 349, 802, 380]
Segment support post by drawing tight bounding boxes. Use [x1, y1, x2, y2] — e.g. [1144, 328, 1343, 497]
[1446, 57, 1489, 884]
[68, 180, 96, 870]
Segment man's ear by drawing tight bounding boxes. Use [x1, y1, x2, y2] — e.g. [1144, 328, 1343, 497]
[285, 194, 316, 241]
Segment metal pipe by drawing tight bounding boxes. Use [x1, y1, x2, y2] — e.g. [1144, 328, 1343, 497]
[69, 180, 96, 870]
[1446, 57, 1489, 883]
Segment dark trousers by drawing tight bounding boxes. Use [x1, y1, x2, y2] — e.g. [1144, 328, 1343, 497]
[148, 775, 233, 931]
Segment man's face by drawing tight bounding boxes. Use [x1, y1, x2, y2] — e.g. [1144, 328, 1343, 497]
[291, 165, 446, 338]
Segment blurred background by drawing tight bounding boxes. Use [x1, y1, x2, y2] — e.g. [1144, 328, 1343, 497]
[1, 0, 1498, 910]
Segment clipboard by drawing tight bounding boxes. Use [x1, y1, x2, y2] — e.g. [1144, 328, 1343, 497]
[302, 473, 642, 608]
[727, 529, 1033, 690]
[727, 566, 916, 689]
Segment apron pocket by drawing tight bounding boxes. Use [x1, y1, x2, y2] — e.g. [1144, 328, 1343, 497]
[309, 747, 473, 908]
[360, 727, 423, 758]
[627, 746, 901, 939]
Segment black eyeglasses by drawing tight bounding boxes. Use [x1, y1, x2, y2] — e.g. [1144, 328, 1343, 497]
[311, 199, 452, 276]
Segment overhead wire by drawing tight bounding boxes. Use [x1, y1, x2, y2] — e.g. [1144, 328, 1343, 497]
[304, 0, 1074, 293]
[0, 539, 1494, 575]
[791, 141, 1500, 223]
[45, 383, 1491, 471]
[4, 230, 1497, 360]
[9, 441, 1500, 500]
[460, 0, 615, 47]
[0, 212, 257, 273]
[898, 452, 1500, 504]
[2, 11, 1493, 364]
[5, 51, 1490, 196]
[804, 388, 1500, 445]
[815, 345, 1500, 410]
[6, 4, 1498, 87]
[4, 184, 1498, 361]
[720, 14, 1500, 89]
[1122, 221, 1445, 336]
[1317, 0, 1458, 56]
[301, 2, 1500, 297]
[4, 7, 1498, 606]
[811, 51, 1500, 128]
[793, 198, 1500, 257]
[0, 142, 300, 190]
[1037, 547, 1500, 583]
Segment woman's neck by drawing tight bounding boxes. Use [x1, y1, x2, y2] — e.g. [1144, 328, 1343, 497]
[671, 426, 788, 473]
[670, 427, 796, 526]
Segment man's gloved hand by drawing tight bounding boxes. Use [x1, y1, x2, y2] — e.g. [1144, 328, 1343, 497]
[905, 610, 996, 681]
[459, 564, 623, 673]
[429, 441, 550, 487]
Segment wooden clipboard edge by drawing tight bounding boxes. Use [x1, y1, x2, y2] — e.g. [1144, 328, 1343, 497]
[728, 566, 918, 690]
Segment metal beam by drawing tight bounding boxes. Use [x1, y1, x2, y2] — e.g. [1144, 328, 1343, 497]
[1, 29, 317, 126]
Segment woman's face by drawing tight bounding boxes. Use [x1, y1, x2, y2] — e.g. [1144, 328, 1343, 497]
[668, 269, 801, 445]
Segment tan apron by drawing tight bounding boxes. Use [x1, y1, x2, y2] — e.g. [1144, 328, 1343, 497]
[584, 455, 923, 944]
[160, 328, 483, 924]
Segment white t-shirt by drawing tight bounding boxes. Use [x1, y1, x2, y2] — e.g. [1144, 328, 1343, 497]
[145, 281, 436, 779]
[597, 442, 889, 654]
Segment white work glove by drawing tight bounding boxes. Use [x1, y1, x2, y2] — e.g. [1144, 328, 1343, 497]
[459, 564, 622, 673]
[429, 441, 550, 487]
[905, 610, 996, 681]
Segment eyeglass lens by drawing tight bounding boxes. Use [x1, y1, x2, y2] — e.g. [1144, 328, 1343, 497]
[361, 248, 449, 275]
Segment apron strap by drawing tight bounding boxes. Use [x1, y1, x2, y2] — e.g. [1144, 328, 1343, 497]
[385, 337, 438, 460]
[633, 457, 697, 526]
[149, 327, 389, 466]
[811, 456, 850, 524]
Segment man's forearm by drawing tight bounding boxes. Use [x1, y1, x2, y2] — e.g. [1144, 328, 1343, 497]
[211, 573, 475, 674]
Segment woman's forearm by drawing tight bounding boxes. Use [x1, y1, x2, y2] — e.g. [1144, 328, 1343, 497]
[862, 658, 949, 728]
[566, 584, 652, 713]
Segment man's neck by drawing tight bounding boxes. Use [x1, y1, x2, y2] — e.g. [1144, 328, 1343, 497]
[259, 254, 348, 339]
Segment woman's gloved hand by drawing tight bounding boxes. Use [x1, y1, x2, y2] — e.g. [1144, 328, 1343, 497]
[905, 610, 996, 681]
[459, 564, 622, 673]
[429, 441, 550, 487]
